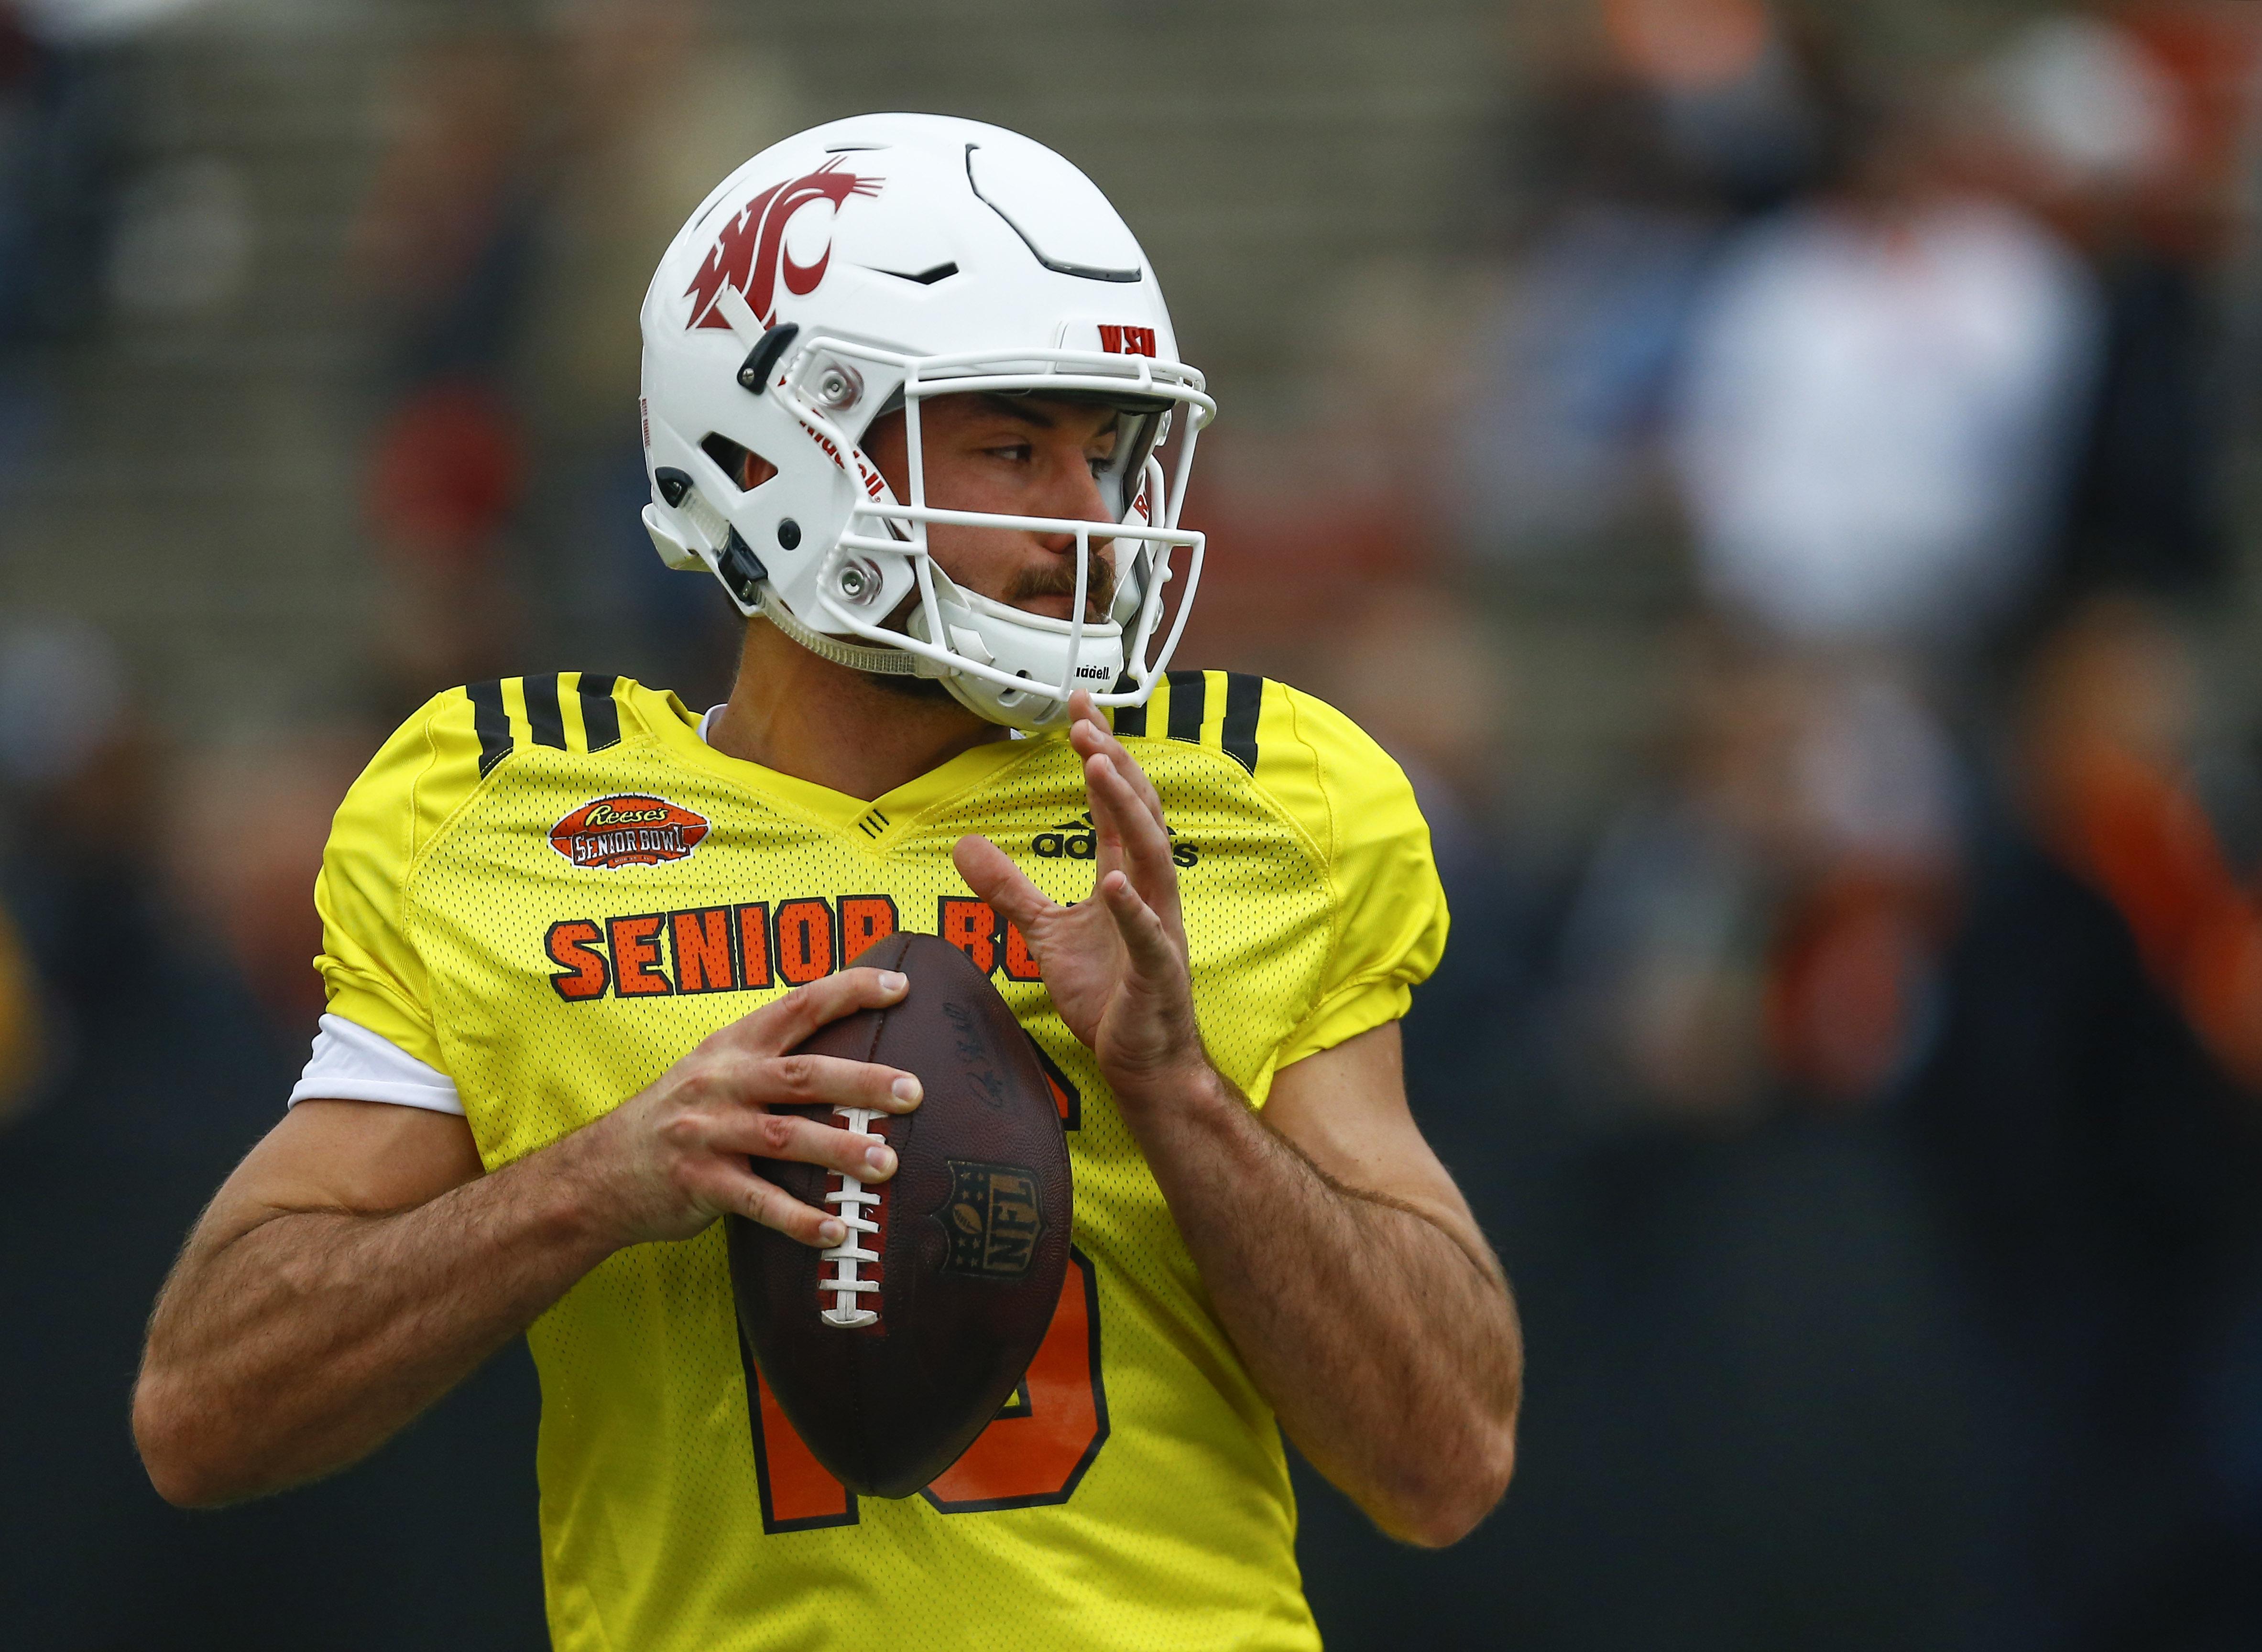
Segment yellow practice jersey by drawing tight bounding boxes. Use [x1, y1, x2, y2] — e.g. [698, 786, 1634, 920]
[314, 668, 1447, 1652]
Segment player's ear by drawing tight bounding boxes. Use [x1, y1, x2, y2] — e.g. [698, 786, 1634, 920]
[700, 433, 778, 493]
[862, 410, 908, 497]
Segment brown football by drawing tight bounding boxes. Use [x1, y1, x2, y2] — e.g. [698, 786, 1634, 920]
[725, 930, 1072, 1498]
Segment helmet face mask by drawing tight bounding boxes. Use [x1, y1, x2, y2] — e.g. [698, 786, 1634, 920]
[639, 115, 1215, 732]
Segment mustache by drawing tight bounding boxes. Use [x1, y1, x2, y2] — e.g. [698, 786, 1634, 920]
[1008, 553, 1116, 617]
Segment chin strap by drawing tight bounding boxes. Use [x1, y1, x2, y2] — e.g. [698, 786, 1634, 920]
[754, 583, 922, 675]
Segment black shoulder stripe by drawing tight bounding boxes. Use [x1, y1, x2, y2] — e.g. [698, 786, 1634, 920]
[1165, 669, 1206, 743]
[1110, 672, 1146, 738]
[578, 673, 622, 752]
[1220, 673, 1261, 773]
[468, 679, 512, 776]
[526, 673, 567, 751]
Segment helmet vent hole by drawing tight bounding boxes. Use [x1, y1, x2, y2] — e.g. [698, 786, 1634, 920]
[701, 434, 778, 493]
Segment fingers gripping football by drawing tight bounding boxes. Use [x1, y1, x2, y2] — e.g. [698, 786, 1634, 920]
[727, 970, 912, 1059]
[579, 967, 925, 1250]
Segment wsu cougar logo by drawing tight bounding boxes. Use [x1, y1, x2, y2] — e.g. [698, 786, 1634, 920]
[685, 157, 882, 332]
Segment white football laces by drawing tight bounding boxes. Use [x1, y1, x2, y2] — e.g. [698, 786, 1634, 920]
[820, 1106, 884, 1327]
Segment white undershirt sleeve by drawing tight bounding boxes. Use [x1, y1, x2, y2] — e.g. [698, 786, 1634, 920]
[289, 1013, 466, 1117]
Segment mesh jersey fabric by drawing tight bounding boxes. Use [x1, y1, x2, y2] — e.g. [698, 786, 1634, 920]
[292, 706, 732, 1112]
[312, 668, 1448, 1652]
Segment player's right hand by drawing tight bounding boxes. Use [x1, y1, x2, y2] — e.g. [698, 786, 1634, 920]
[566, 967, 925, 1250]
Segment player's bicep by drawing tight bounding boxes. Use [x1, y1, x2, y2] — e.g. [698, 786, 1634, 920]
[1264, 1023, 1490, 1267]
[195, 1100, 486, 1253]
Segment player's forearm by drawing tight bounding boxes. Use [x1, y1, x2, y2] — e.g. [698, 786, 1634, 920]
[1119, 1066, 1521, 1547]
[135, 1139, 617, 1507]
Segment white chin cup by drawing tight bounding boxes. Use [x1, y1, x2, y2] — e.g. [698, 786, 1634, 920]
[905, 565, 1126, 733]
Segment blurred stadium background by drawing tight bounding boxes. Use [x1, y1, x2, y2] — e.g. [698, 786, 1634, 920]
[5, 0, 2262, 1646]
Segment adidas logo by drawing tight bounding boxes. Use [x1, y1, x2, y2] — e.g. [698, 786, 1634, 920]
[1031, 813, 1199, 870]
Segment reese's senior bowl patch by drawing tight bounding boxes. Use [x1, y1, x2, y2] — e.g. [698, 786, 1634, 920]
[550, 794, 710, 869]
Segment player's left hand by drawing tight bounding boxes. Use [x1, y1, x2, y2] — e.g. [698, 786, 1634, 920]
[953, 690, 1206, 1099]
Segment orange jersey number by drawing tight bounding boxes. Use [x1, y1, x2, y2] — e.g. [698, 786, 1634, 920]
[742, 1036, 1104, 1531]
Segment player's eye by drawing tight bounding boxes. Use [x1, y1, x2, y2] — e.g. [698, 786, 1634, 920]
[985, 442, 1033, 464]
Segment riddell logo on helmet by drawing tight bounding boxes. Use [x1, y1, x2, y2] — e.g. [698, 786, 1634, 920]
[1098, 326, 1157, 358]
[551, 795, 712, 869]
[684, 157, 883, 332]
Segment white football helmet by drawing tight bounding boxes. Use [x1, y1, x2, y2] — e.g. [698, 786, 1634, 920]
[638, 113, 1215, 731]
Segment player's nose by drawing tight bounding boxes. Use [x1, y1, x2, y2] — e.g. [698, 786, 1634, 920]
[1031, 452, 1113, 557]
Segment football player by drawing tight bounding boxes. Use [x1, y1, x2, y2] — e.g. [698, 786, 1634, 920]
[134, 114, 1521, 1651]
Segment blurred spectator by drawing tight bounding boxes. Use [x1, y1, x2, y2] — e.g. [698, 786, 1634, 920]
[0, 614, 546, 1649]
[1668, 97, 2101, 651]
[0, 2, 122, 467]
[0, 901, 35, 1127]
[349, 29, 541, 714]
[1457, 193, 1716, 552]
[0, 0, 236, 478]
[1458, 0, 1848, 557]
[1175, 426, 1441, 687]
[166, 736, 376, 1033]
[1550, 631, 1959, 1126]
[1595, 0, 1841, 212]
[1324, 583, 1517, 822]
[0, 615, 50, 1126]
[520, 0, 805, 705]
[1987, 15, 2181, 206]
[1978, 6, 2262, 601]
[2018, 598, 2262, 1091]
[103, 147, 250, 318]
[0, 615, 368, 1049]
[1314, 584, 1546, 1104]
[1906, 595, 2262, 1649]
[0, 614, 142, 1114]
[1299, 627, 1988, 1652]
[348, 2, 806, 719]
[0, 0, 175, 347]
